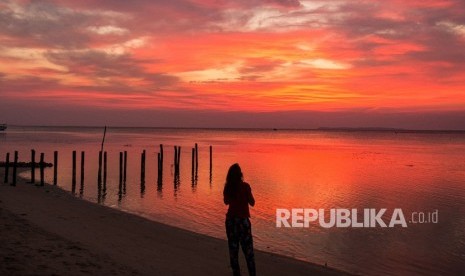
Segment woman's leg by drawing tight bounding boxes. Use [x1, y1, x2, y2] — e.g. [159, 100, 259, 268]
[226, 218, 241, 275]
[239, 218, 256, 276]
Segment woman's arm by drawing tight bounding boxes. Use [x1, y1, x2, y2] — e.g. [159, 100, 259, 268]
[223, 190, 230, 205]
[248, 185, 255, 207]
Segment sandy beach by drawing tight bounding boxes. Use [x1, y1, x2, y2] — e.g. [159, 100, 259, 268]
[0, 170, 351, 276]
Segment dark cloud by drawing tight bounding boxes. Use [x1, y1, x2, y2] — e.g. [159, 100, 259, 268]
[55, 0, 224, 35]
[45, 50, 179, 90]
[53, 0, 302, 36]
[270, 0, 302, 8]
[234, 0, 302, 8]
[408, 29, 465, 64]
[0, 50, 180, 96]
[0, 74, 61, 93]
[0, 0, 127, 48]
[316, 0, 465, 76]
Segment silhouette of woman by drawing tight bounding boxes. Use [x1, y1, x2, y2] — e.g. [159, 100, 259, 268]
[224, 163, 256, 276]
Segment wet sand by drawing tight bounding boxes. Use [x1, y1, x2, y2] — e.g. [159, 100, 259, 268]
[0, 171, 351, 275]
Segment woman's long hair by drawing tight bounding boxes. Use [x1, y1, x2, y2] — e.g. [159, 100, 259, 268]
[224, 163, 243, 199]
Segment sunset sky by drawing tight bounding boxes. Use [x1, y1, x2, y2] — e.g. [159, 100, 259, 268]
[1, 0, 464, 129]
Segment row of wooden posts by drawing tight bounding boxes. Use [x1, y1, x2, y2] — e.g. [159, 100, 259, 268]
[3, 144, 213, 192]
[3, 150, 57, 187]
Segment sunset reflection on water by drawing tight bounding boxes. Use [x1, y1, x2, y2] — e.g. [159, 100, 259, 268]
[2, 127, 464, 275]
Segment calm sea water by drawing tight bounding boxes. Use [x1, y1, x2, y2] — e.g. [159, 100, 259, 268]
[1, 126, 464, 275]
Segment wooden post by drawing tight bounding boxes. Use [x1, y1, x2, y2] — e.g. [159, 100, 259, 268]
[209, 145, 212, 172]
[119, 152, 123, 195]
[40, 153, 45, 186]
[12, 151, 18, 186]
[123, 151, 127, 183]
[174, 146, 180, 189]
[141, 150, 146, 183]
[140, 150, 146, 193]
[53, 151, 58, 185]
[173, 147, 179, 189]
[4, 152, 10, 184]
[72, 151, 76, 193]
[158, 144, 164, 183]
[195, 143, 198, 171]
[30, 149, 36, 184]
[174, 146, 178, 175]
[80, 151, 85, 191]
[160, 144, 164, 164]
[103, 151, 107, 192]
[100, 126, 107, 153]
[98, 151, 102, 185]
[123, 151, 127, 193]
[209, 145, 213, 184]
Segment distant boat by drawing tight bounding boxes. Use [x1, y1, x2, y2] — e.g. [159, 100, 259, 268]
[0, 124, 7, 131]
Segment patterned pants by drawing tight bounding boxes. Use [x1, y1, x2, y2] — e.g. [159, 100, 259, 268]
[225, 217, 256, 276]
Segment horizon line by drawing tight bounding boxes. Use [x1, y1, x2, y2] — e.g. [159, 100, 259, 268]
[4, 124, 465, 133]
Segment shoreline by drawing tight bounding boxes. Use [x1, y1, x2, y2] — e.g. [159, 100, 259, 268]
[0, 170, 352, 275]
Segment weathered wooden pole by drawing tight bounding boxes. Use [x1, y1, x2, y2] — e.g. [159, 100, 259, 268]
[53, 151, 58, 185]
[98, 151, 102, 186]
[100, 126, 107, 153]
[4, 152, 10, 184]
[80, 151, 85, 192]
[30, 149, 36, 184]
[123, 151, 127, 193]
[195, 143, 198, 171]
[194, 144, 199, 185]
[140, 150, 146, 193]
[99, 127, 107, 197]
[160, 144, 164, 164]
[141, 150, 146, 183]
[209, 145, 213, 184]
[12, 151, 18, 186]
[103, 151, 107, 192]
[40, 153, 45, 186]
[209, 145, 212, 172]
[72, 151, 76, 193]
[174, 146, 178, 175]
[173, 147, 180, 189]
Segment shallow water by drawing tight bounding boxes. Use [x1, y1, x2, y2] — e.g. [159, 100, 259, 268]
[1, 126, 464, 275]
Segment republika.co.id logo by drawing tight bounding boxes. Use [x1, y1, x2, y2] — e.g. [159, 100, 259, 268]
[276, 208, 439, 228]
